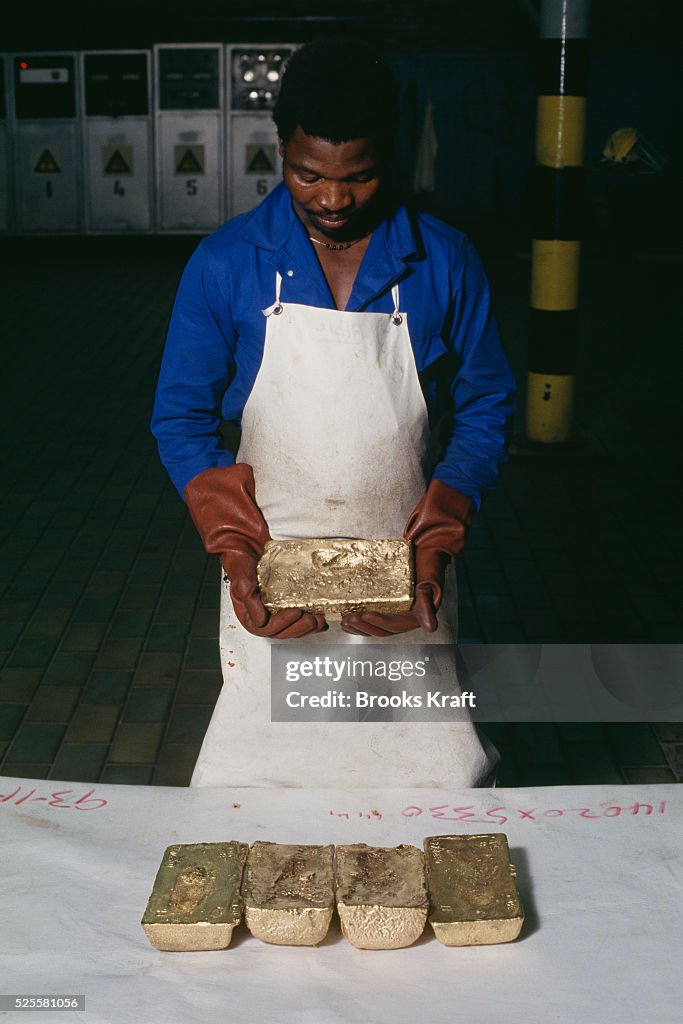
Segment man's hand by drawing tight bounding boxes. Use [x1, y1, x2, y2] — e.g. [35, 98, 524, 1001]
[184, 464, 326, 639]
[340, 547, 448, 636]
[222, 548, 326, 638]
[341, 480, 474, 637]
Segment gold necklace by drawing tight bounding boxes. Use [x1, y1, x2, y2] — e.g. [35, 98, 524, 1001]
[308, 231, 371, 252]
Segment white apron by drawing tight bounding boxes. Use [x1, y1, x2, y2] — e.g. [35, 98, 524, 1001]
[191, 273, 497, 788]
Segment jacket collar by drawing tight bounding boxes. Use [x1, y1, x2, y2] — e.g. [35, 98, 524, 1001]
[240, 183, 421, 310]
[239, 181, 299, 253]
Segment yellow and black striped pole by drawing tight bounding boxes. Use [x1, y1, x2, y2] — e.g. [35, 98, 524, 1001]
[526, 0, 589, 444]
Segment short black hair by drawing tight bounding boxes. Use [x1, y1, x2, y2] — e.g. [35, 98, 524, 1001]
[273, 36, 399, 153]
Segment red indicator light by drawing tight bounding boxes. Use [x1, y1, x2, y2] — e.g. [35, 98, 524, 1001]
[20, 61, 28, 69]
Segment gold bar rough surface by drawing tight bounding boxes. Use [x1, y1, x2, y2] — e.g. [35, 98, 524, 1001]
[141, 841, 248, 951]
[244, 841, 335, 946]
[257, 538, 413, 618]
[424, 833, 524, 945]
[336, 843, 428, 950]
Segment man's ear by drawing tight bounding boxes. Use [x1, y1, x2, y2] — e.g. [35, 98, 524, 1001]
[278, 138, 285, 159]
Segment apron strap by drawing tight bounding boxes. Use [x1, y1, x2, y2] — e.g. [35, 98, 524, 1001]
[263, 275, 402, 321]
[262, 272, 284, 317]
[391, 283, 403, 326]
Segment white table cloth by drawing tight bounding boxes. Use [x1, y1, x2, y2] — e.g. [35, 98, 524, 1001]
[1, 777, 681, 1023]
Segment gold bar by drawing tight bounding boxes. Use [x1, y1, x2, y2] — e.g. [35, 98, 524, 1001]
[244, 841, 335, 946]
[257, 539, 413, 618]
[141, 842, 248, 951]
[424, 834, 524, 946]
[336, 844, 428, 950]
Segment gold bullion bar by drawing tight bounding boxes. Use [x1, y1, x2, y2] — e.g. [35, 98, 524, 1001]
[335, 843, 428, 950]
[244, 841, 335, 946]
[141, 841, 248, 951]
[424, 834, 524, 945]
[257, 538, 413, 618]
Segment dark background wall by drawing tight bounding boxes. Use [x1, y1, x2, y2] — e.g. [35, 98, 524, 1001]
[6, 1, 683, 52]
[5, 0, 682, 234]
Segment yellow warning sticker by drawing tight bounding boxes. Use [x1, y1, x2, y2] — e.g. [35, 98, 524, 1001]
[174, 145, 205, 175]
[102, 144, 134, 176]
[32, 147, 62, 174]
[245, 144, 276, 175]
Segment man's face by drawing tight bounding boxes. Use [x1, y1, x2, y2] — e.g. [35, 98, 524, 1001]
[279, 126, 385, 241]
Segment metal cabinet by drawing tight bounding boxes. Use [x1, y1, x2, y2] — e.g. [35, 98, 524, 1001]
[154, 44, 224, 233]
[226, 45, 295, 218]
[82, 50, 153, 233]
[0, 56, 11, 232]
[11, 53, 82, 233]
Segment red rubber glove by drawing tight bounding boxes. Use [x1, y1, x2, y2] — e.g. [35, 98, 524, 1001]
[184, 465, 326, 638]
[341, 480, 474, 637]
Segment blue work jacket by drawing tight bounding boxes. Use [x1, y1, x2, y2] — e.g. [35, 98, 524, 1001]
[151, 182, 516, 509]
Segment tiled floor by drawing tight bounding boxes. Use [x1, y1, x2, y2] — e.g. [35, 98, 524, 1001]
[1, 235, 681, 787]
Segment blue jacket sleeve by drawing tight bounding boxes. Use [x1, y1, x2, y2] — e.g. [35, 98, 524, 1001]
[431, 241, 516, 509]
[151, 243, 237, 498]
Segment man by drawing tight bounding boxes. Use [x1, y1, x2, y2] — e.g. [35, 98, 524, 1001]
[151, 37, 516, 788]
